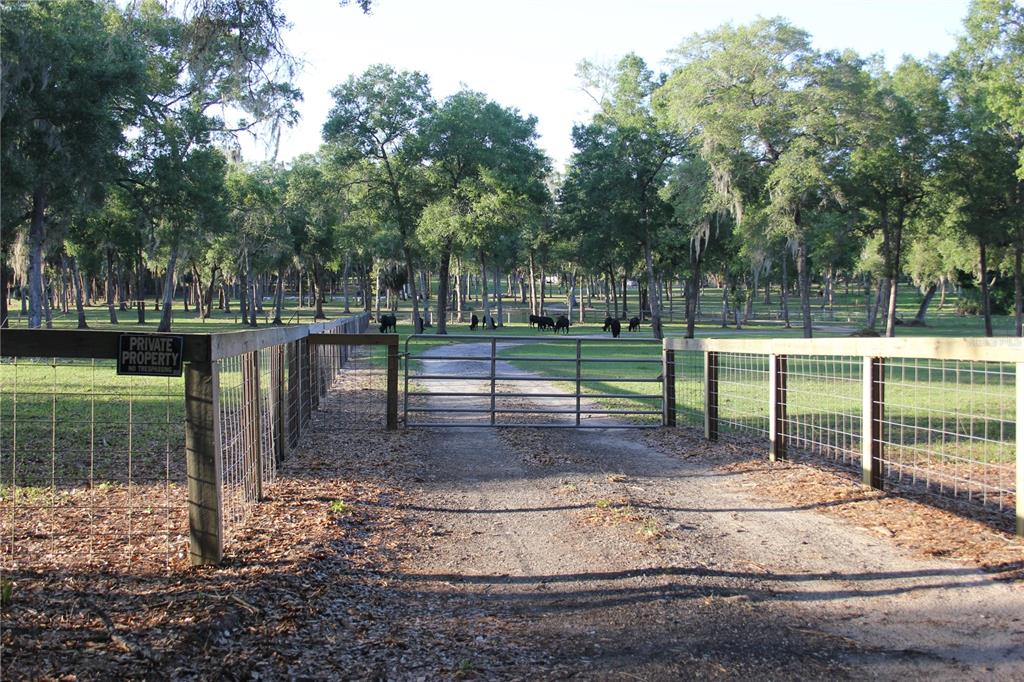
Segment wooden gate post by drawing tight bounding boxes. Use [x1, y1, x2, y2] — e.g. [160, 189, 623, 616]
[185, 360, 223, 566]
[769, 354, 787, 461]
[575, 339, 582, 427]
[662, 347, 676, 427]
[386, 337, 398, 431]
[862, 356, 884, 489]
[1016, 362, 1023, 537]
[705, 351, 719, 441]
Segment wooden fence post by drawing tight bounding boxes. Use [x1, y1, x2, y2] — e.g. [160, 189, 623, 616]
[862, 356, 884, 489]
[662, 347, 676, 427]
[704, 350, 718, 441]
[769, 353, 787, 461]
[386, 338, 398, 431]
[1017, 362, 1023, 537]
[185, 360, 223, 566]
[288, 340, 300, 446]
[247, 350, 263, 501]
[272, 344, 286, 463]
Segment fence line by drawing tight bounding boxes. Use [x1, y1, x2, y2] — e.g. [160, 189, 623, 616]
[1, 312, 383, 571]
[664, 336, 1023, 537]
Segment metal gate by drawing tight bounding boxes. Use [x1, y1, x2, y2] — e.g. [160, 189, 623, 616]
[403, 334, 668, 429]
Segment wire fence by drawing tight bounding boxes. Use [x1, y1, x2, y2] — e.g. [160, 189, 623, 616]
[664, 338, 1021, 532]
[0, 312, 375, 574]
[0, 358, 187, 572]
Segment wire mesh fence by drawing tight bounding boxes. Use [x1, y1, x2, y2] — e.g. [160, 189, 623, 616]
[717, 352, 770, 437]
[664, 338, 1021, 532]
[0, 357, 187, 573]
[876, 358, 1015, 513]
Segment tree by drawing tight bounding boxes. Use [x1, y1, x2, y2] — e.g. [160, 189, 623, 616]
[1, 0, 146, 328]
[323, 65, 434, 332]
[415, 89, 548, 333]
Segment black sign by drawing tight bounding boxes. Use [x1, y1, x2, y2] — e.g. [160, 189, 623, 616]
[117, 334, 185, 377]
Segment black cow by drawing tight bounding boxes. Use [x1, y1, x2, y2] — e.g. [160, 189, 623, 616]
[610, 319, 621, 338]
[379, 313, 397, 333]
[554, 315, 571, 334]
[470, 314, 479, 330]
[537, 316, 555, 331]
[602, 316, 615, 332]
[529, 314, 540, 328]
[628, 316, 641, 332]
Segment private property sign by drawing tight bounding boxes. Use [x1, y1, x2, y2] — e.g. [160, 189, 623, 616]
[117, 334, 184, 376]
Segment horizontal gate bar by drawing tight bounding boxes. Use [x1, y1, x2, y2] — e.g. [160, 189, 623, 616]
[408, 333, 661, 343]
[411, 374, 663, 382]
[407, 406, 663, 415]
[408, 355, 661, 364]
[405, 391, 663, 399]
[405, 422, 661, 429]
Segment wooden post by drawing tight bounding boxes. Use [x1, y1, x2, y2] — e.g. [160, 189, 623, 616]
[769, 353, 787, 461]
[248, 350, 263, 500]
[386, 338, 398, 431]
[272, 344, 286, 463]
[662, 348, 676, 427]
[185, 361, 223, 566]
[862, 356, 884, 489]
[302, 337, 313, 424]
[288, 340, 300, 446]
[1017, 362, 1023, 537]
[705, 350, 718, 441]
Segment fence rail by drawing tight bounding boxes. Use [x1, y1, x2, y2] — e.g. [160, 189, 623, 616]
[0, 312, 394, 569]
[664, 336, 1023, 537]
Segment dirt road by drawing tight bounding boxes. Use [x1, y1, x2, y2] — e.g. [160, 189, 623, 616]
[391, 341, 1024, 679]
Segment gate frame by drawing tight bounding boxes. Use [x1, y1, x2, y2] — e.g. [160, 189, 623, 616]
[402, 333, 669, 429]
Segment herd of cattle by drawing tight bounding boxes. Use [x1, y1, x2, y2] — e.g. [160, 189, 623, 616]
[378, 311, 643, 337]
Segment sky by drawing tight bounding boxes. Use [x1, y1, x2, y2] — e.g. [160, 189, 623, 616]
[239, 0, 972, 170]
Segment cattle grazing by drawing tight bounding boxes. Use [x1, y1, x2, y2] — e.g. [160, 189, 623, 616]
[379, 313, 397, 333]
[555, 315, 571, 334]
[537, 315, 555, 331]
[602, 316, 614, 332]
[628, 316, 641, 332]
[529, 314, 540, 328]
[611, 319, 621, 338]
[470, 314, 479, 330]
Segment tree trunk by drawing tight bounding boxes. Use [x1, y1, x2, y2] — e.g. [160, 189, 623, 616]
[1015, 244, 1022, 337]
[479, 253, 493, 329]
[435, 240, 452, 335]
[203, 265, 218, 319]
[312, 261, 326, 320]
[979, 240, 993, 337]
[868, 278, 888, 329]
[342, 254, 352, 313]
[721, 283, 729, 328]
[914, 283, 937, 325]
[795, 238, 812, 338]
[621, 274, 628, 318]
[0, 262, 9, 328]
[273, 268, 285, 325]
[528, 252, 537, 316]
[685, 262, 700, 339]
[136, 252, 146, 324]
[885, 274, 899, 338]
[642, 238, 662, 338]
[27, 187, 47, 328]
[780, 249, 790, 328]
[938, 277, 947, 311]
[68, 255, 88, 329]
[406, 251, 421, 333]
[539, 264, 546, 316]
[157, 245, 179, 332]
